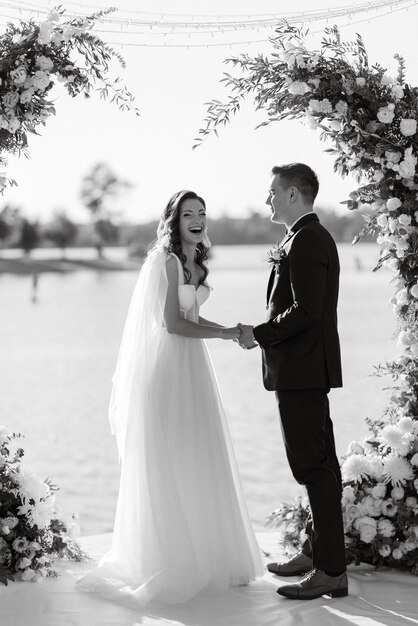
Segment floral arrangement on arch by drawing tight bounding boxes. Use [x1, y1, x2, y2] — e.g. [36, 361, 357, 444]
[0, 5, 139, 194]
[0, 426, 86, 585]
[196, 23, 418, 573]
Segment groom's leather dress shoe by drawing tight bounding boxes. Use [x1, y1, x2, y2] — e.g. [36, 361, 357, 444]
[277, 569, 348, 600]
[267, 552, 313, 577]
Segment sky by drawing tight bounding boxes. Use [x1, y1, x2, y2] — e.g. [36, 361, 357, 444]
[3, 0, 418, 224]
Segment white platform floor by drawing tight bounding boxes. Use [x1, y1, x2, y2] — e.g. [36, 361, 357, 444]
[1, 532, 418, 626]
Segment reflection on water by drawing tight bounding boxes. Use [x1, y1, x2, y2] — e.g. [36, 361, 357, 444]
[0, 244, 396, 534]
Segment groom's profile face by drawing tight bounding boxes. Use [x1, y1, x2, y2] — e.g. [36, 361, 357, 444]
[266, 175, 289, 225]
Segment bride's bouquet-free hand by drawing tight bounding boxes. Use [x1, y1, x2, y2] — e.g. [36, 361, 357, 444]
[0, 426, 88, 586]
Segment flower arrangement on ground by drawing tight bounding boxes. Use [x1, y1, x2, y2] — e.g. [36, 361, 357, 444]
[196, 23, 418, 573]
[0, 426, 87, 585]
[0, 5, 139, 193]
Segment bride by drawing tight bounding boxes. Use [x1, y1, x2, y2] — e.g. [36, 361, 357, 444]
[77, 190, 264, 606]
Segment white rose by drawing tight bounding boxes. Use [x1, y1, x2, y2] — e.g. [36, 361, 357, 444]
[381, 73, 394, 86]
[10, 67, 27, 85]
[20, 88, 35, 104]
[38, 22, 53, 45]
[377, 107, 395, 124]
[8, 118, 20, 133]
[376, 214, 388, 228]
[398, 213, 412, 226]
[32, 70, 51, 91]
[342, 485, 356, 504]
[2, 91, 19, 109]
[356, 77, 366, 87]
[335, 100, 348, 116]
[392, 85, 405, 99]
[379, 544, 391, 557]
[410, 284, 418, 299]
[21, 568, 36, 581]
[405, 538, 417, 551]
[371, 483, 386, 499]
[18, 556, 32, 570]
[378, 519, 395, 537]
[374, 171, 384, 182]
[288, 81, 311, 95]
[386, 197, 402, 212]
[406, 496, 418, 507]
[355, 517, 377, 543]
[391, 486, 405, 500]
[400, 119, 417, 137]
[392, 548, 403, 560]
[399, 160, 417, 179]
[410, 453, 418, 466]
[385, 150, 402, 163]
[36, 55, 54, 71]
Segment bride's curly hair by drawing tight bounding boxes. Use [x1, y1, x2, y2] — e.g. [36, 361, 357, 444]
[153, 190, 210, 286]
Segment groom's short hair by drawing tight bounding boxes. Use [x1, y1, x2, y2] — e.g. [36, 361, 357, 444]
[272, 163, 319, 203]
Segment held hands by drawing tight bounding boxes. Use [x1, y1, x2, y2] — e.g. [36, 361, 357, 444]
[235, 323, 258, 350]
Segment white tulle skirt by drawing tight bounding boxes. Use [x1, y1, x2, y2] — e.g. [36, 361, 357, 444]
[77, 329, 264, 607]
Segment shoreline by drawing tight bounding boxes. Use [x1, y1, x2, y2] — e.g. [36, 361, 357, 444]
[0, 256, 140, 274]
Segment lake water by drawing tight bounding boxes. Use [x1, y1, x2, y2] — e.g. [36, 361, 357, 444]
[0, 243, 397, 535]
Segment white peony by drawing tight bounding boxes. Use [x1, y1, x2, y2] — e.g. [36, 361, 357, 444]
[371, 483, 387, 499]
[32, 71, 51, 91]
[381, 73, 394, 86]
[360, 496, 383, 517]
[410, 283, 418, 299]
[10, 67, 27, 85]
[385, 150, 402, 163]
[18, 556, 32, 570]
[378, 518, 396, 537]
[12, 537, 30, 553]
[36, 55, 54, 71]
[392, 85, 404, 100]
[288, 81, 311, 95]
[376, 214, 388, 228]
[391, 486, 405, 500]
[38, 21, 53, 45]
[377, 107, 395, 124]
[382, 453, 414, 486]
[400, 119, 417, 137]
[386, 197, 402, 212]
[398, 417, 415, 433]
[347, 441, 365, 455]
[392, 548, 403, 560]
[21, 568, 36, 581]
[20, 88, 35, 105]
[342, 485, 356, 504]
[398, 214, 412, 226]
[354, 516, 377, 543]
[335, 100, 348, 115]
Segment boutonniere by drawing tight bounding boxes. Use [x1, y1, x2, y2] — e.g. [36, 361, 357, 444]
[267, 245, 286, 271]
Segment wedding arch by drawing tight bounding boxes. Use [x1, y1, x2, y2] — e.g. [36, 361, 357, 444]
[0, 8, 138, 585]
[196, 23, 418, 574]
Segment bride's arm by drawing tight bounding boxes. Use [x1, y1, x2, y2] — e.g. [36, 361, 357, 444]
[198, 315, 223, 328]
[164, 257, 240, 340]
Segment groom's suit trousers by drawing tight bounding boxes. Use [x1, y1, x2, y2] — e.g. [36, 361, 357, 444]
[275, 388, 346, 573]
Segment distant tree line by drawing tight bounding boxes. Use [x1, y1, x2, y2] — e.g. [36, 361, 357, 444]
[0, 158, 368, 258]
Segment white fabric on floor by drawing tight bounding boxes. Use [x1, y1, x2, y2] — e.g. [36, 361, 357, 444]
[1, 532, 417, 626]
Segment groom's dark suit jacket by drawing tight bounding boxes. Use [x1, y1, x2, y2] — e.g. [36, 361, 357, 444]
[253, 213, 343, 391]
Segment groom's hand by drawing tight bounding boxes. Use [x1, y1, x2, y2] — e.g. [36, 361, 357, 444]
[236, 323, 258, 350]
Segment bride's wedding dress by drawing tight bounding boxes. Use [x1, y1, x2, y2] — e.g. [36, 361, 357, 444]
[77, 247, 263, 607]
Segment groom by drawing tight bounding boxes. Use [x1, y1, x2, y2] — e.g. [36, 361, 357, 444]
[238, 163, 347, 600]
